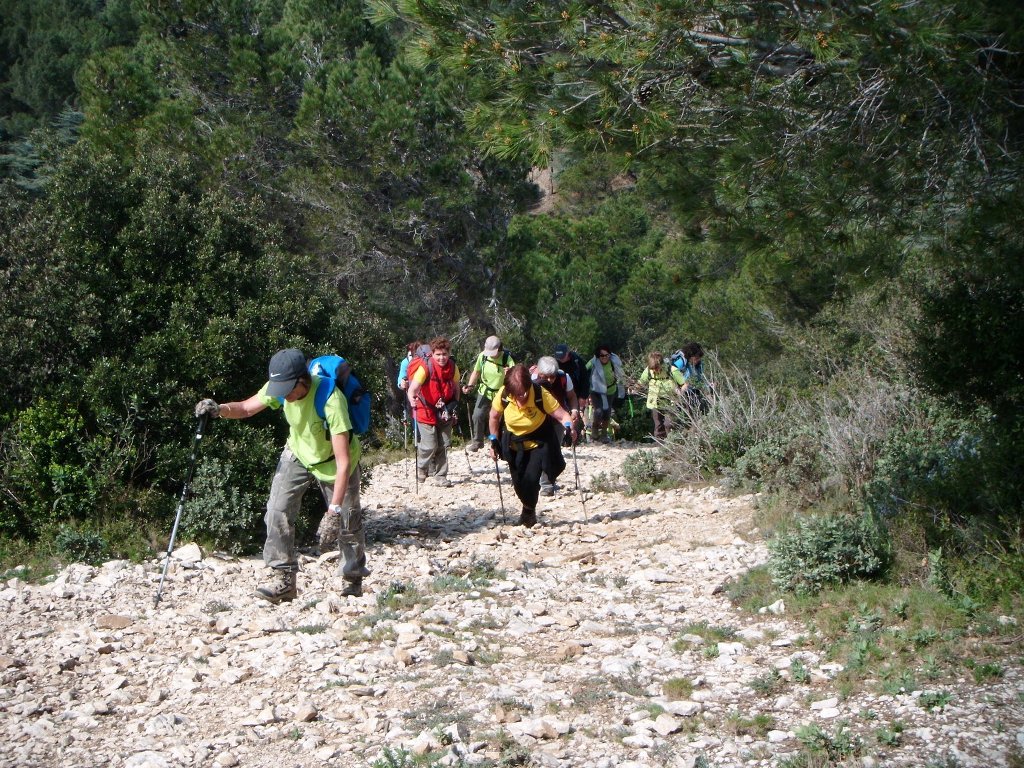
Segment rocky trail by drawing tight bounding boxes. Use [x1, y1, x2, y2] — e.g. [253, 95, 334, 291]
[1, 443, 1021, 768]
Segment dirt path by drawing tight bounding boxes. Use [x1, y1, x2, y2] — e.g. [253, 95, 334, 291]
[0, 443, 1021, 767]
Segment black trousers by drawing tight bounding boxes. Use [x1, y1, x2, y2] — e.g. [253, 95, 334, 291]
[507, 445, 546, 511]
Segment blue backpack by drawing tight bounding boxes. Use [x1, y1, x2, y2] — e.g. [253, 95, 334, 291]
[307, 355, 372, 436]
[670, 350, 686, 372]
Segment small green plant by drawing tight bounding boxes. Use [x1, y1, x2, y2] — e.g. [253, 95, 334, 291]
[702, 644, 720, 659]
[911, 627, 940, 648]
[725, 711, 775, 737]
[748, 668, 783, 696]
[609, 662, 647, 696]
[294, 624, 327, 635]
[918, 690, 954, 710]
[376, 580, 423, 611]
[203, 600, 232, 615]
[790, 658, 810, 684]
[879, 667, 916, 695]
[589, 471, 619, 493]
[966, 660, 1004, 683]
[495, 729, 531, 766]
[287, 727, 302, 741]
[875, 721, 904, 746]
[794, 722, 861, 761]
[432, 649, 454, 667]
[622, 450, 663, 493]
[371, 747, 414, 768]
[662, 677, 694, 700]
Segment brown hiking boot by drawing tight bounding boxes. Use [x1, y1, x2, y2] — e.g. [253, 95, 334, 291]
[255, 569, 297, 604]
[341, 578, 363, 597]
[519, 506, 537, 528]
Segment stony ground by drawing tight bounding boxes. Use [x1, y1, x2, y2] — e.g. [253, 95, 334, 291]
[1, 443, 1022, 768]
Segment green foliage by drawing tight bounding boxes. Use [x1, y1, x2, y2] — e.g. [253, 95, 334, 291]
[733, 428, 825, 499]
[769, 514, 893, 596]
[52, 524, 107, 565]
[621, 450, 663, 494]
[181, 454, 269, 555]
[794, 723, 861, 762]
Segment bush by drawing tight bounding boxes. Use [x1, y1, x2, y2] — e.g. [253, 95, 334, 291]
[732, 428, 825, 500]
[181, 453, 268, 554]
[769, 513, 893, 595]
[622, 450, 663, 493]
[660, 358, 780, 482]
[52, 525, 108, 565]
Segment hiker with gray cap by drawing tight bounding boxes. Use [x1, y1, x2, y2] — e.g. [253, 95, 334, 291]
[461, 335, 514, 452]
[194, 348, 367, 603]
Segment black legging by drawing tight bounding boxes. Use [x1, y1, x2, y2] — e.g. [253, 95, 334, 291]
[507, 445, 546, 511]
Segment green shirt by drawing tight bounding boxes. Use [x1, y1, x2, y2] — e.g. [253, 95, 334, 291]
[258, 374, 361, 483]
[473, 351, 514, 397]
[639, 365, 685, 409]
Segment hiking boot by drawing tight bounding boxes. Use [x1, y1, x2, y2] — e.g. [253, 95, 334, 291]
[255, 569, 296, 604]
[539, 485, 554, 497]
[466, 442, 482, 453]
[519, 506, 537, 528]
[432, 476, 452, 488]
[341, 578, 363, 597]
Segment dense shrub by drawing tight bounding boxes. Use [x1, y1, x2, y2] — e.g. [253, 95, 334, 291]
[769, 513, 893, 595]
[732, 428, 825, 500]
[53, 525, 108, 565]
[622, 450, 662, 493]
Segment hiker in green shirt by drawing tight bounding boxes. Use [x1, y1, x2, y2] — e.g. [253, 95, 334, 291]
[637, 351, 685, 440]
[462, 335, 514, 452]
[195, 348, 366, 604]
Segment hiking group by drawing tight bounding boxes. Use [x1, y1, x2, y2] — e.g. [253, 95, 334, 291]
[193, 337, 710, 604]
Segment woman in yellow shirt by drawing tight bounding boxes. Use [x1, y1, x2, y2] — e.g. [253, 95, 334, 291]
[488, 364, 576, 527]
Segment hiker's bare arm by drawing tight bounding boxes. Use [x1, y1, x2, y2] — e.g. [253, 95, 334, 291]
[407, 377, 422, 409]
[567, 390, 579, 413]
[329, 431, 350, 508]
[219, 395, 268, 419]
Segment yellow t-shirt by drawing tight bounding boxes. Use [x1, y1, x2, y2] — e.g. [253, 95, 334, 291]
[410, 364, 461, 385]
[492, 385, 562, 449]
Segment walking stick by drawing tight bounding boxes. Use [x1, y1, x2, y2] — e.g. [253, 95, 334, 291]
[403, 409, 410, 486]
[457, 417, 474, 474]
[571, 439, 587, 526]
[492, 449, 507, 527]
[154, 413, 208, 606]
[413, 415, 420, 495]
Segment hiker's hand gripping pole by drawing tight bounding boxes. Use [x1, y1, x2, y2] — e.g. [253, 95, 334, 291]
[154, 413, 209, 606]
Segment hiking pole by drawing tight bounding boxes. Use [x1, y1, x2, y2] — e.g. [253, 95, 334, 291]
[403, 409, 410, 486]
[571, 439, 587, 526]
[456, 413, 473, 474]
[492, 452, 507, 527]
[413, 415, 420, 495]
[154, 413, 208, 607]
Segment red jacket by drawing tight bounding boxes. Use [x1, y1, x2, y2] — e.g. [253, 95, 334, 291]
[410, 357, 458, 425]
